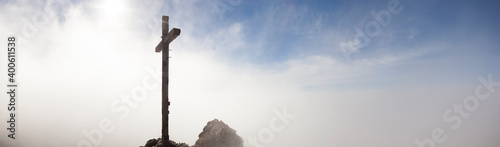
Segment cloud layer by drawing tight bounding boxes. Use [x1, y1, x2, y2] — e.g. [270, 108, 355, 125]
[1, 0, 500, 147]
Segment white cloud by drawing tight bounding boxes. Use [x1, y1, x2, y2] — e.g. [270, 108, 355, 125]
[408, 27, 419, 39]
[2, 1, 500, 147]
[340, 39, 361, 54]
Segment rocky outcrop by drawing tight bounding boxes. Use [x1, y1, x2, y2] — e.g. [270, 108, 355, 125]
[141, 119, 243, 147]
[141, 138, 189, 147]
[192, 119, 243, 147]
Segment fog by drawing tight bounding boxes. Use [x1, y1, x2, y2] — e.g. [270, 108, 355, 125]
[1, 0, 500, 147]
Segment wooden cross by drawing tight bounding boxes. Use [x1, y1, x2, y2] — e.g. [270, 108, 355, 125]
[155, 15, 180, 147]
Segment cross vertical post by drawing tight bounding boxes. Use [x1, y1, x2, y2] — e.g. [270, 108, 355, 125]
[155, 15, 181, 147]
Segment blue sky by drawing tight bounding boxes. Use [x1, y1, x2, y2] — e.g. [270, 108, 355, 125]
[1, 0, 500, 147]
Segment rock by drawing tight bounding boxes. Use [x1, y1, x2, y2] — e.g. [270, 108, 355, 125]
[145, 138, 158, 147]
[141, 119, 242, 147]
[192, 119, 243, 147]
[142, 138, 189, 147]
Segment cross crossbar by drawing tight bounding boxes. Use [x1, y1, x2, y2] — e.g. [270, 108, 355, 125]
[155, 28, 181, 52]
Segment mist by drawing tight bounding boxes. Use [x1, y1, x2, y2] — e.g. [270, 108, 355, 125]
[1, 0, 500, 147]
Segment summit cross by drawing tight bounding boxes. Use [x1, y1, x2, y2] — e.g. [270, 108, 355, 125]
[155, 15, 180, 147]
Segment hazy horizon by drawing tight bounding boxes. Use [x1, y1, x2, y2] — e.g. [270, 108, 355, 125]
[1, 0, 500, 147]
